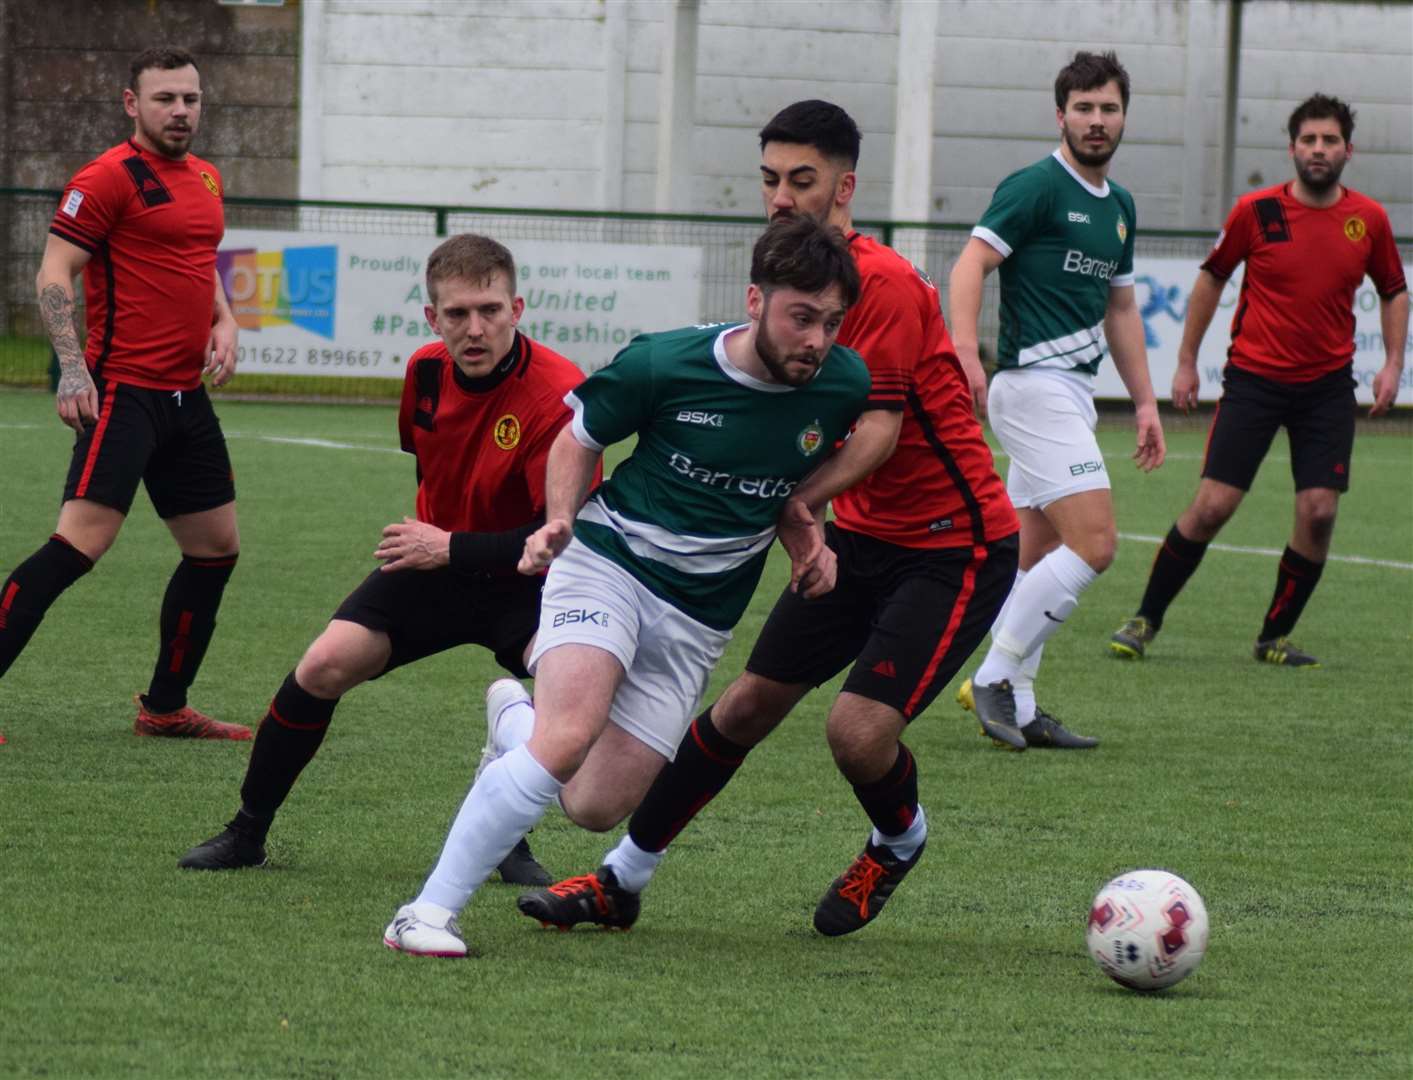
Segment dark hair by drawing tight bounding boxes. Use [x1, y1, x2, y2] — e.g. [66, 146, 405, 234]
[758, 100, 862, 169]
[425, 234, 517, 304]
[750, 217, 860, 309]
[1054, 50, 1130, 111]
[1287, 93, 1356, 143]
[129, 47, 199, 92]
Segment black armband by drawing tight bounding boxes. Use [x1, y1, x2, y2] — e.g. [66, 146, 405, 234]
[448, 517, 545, 573]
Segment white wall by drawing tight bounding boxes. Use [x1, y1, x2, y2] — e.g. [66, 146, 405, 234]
[300, 0, 1413, 232]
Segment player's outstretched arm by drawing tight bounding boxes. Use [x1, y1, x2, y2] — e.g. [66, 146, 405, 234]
[1369, 290, 1409, 417]
[519, 426, 601, 574]
[205, 269, 239, 388]
[1172, 269, 1225, 412]
[36, 234, 96, 433]
[1105, 284, 1165, 472]
[948, 238, 1006, 418]
[776, 496, 836, 598]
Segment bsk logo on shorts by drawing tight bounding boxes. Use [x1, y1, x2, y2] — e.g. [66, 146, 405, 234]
[1068, 460, 1107, 477]
[552, 608, 610, 629]
[61, 190, 84, 218]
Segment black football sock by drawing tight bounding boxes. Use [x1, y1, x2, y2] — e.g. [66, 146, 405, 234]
[1137, 524, 1210, 630]
[142, 553, 237, 713]
[1259, 546, 1325, 641]
[851, 742, 920, 840]
[627, 705, 751, 853]
[237, 672, 338, 829]
[0, 535, 94, 678]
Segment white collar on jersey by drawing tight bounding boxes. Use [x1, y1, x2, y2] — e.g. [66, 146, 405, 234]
[713, 324, 798, 393]
[1052, 148, 1110, 199]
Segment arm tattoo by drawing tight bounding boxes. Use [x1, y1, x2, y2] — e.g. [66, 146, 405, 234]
[39, 283, 90, 399]
[39, 283, 83, 370]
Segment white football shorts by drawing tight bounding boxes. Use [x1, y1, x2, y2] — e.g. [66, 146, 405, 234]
[988, 368, 1110, 510]
[528, 538, 732, 759]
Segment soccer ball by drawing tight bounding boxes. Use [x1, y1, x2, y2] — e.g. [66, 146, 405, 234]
[1086, 869, 1208, 991]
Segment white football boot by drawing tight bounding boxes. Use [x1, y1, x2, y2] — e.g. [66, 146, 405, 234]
[382, 902, 468, 958]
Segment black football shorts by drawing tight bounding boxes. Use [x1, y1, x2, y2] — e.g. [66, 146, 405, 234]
[744, 524, 1019, 721]
[63, 377, 235, 517]
[1202, 364, 1356, 493]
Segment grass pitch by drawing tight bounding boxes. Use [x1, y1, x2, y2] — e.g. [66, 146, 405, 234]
[1, 389, 1409, 1079]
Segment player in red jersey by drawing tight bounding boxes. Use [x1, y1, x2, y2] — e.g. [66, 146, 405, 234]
[0, 48, 247, 740]
[517, 101, 1021, 938]
[1110, 94, 1408, 667]
[179, 234, 594, 882]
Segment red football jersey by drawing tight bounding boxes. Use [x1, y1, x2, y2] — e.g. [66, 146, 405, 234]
[1203, 183, 1406, 383]
[398, 334, 590, 540]
[48, 140, 226, 391]
[830, 234, 1018, 549]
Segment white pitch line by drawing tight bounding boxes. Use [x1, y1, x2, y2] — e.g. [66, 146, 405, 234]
[224, 431, 404, 455]
[1119, 532, 1413, 572]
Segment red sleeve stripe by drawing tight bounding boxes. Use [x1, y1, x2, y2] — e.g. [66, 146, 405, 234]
[73, 385, 119, 499]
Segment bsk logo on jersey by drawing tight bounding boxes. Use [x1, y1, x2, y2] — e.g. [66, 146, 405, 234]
[676, 409, 724, 428]
[218, 244, 337, 339]
[797, 420, 825, 456]
[552, 608, 609, 629]
[1068, 211, 1091, 224]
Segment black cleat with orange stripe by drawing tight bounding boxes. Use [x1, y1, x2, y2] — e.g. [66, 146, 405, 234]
[517, 866, 640, 930]
[813, 839, 925, 936]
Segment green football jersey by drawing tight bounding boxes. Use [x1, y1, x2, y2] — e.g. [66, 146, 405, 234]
[567, 323, 870, 630]
[974, 150, 1137, 375]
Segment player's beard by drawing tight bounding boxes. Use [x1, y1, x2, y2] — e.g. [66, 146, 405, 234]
[1064, 123, 1123, 168]
[138, 114, 194, 159]
[1294, 155, 1346, 194]
[755, 303, 821, 387]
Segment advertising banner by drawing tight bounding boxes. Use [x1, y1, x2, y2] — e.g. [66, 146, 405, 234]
[218, 230, 704, 378]
[1091, 256, 1411, 405]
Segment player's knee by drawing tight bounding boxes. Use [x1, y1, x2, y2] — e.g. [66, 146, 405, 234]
[713, 675, 796, 745]
[559, 791, 626, 833]
[1299, 502, 1338, 546]
[1071, 529, 1116, 573]
[295, 639, 372, 698]
[824, 722, 891, 783]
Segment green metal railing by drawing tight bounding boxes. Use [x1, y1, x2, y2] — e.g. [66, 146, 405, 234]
[3, 188, 1405, 401]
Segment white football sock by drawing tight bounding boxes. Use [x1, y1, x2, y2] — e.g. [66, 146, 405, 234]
[874, 803, 928, 863]
[603, 833, 665, 894]
[973, 569, 1029, 690]
[1013, 642, 1044, 728]
[416, 743, 562, 913]
[989, 545, 1097, 664]
[493, 699, 535, 756]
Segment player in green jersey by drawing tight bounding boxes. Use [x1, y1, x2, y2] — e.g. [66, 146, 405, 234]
[381, 216, 870, 957]
[952, 51, 1166, 750]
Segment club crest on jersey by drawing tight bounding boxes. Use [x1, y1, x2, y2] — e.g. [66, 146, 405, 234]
[1343, 216, 1366, 243]
[1116, 218, 1127, 243]
[200, 171, 221, 198]
[493, 413, 521, 450]
[797, 420, 824, 456]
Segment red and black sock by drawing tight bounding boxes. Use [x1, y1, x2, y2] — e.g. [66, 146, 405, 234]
[627, 705, 751, 853]
[237, 671, 338, 832]
[142, 553, 237, 714]
[0, 535, 94, 679]
[851, 743, 919, 838]
[1260, 546, 1324, 641]
[1137, 524, 1210, 630]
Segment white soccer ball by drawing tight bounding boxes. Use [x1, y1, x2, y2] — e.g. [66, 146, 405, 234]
[1086, 869, 1209, 991]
